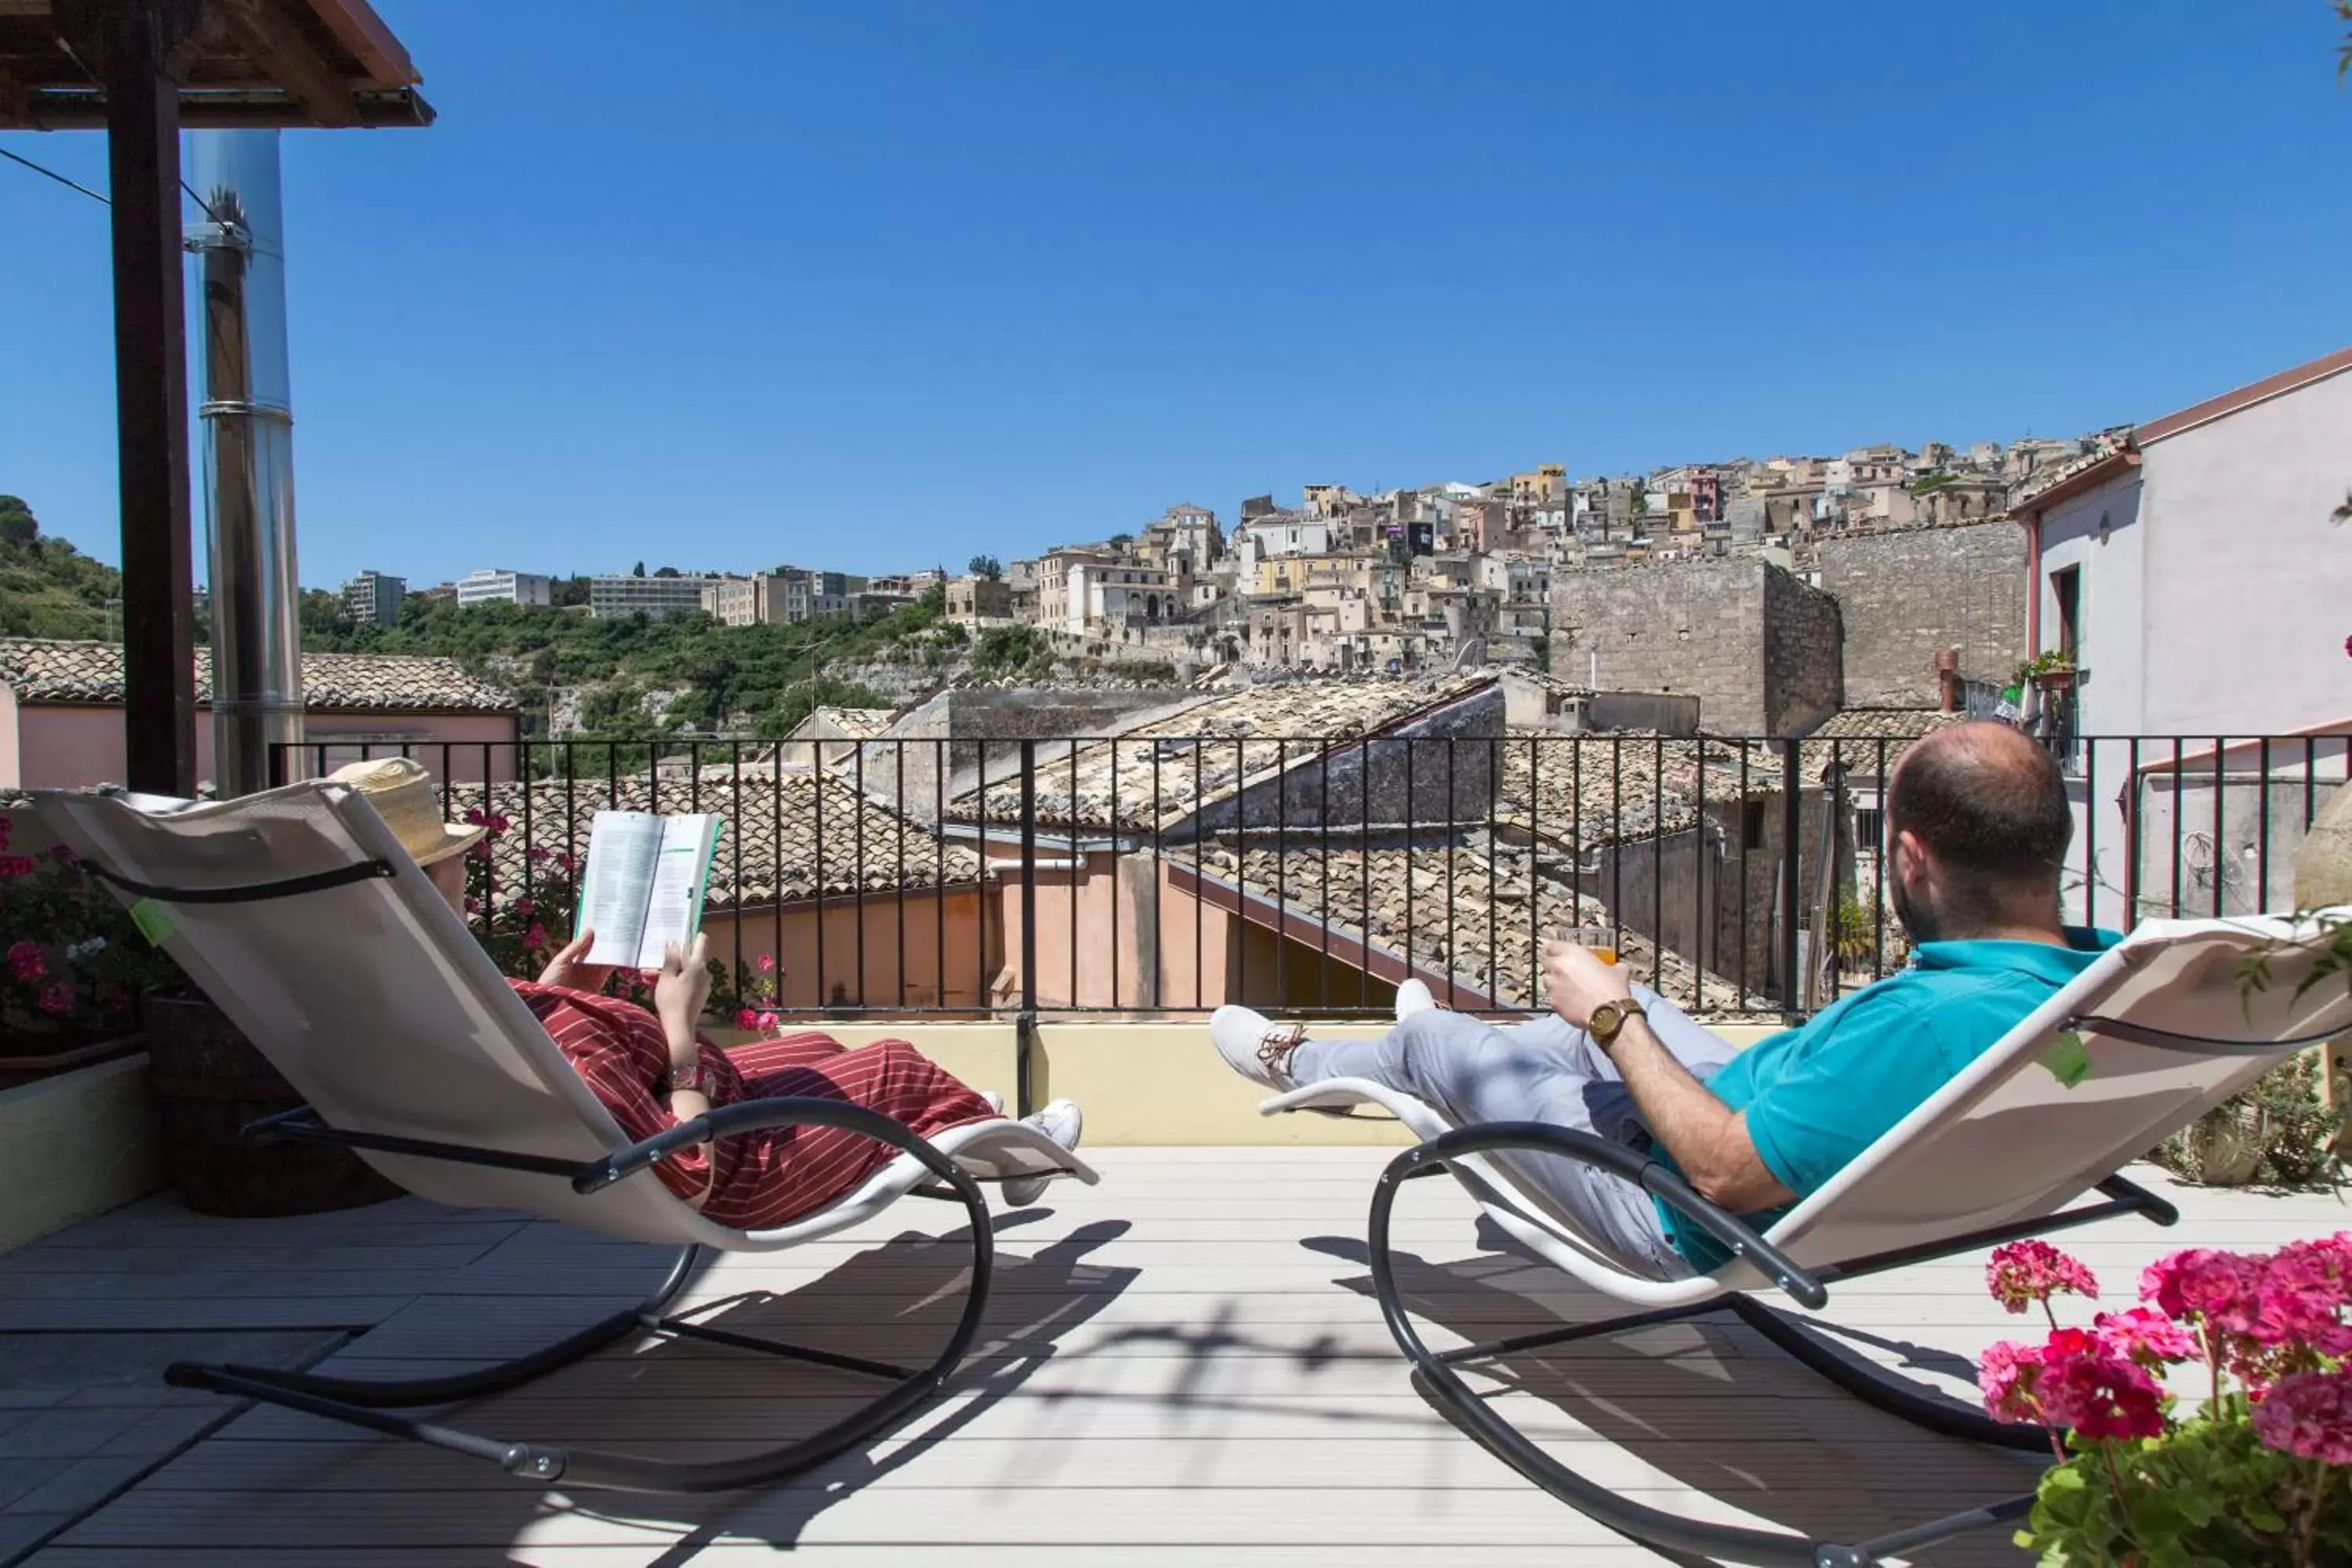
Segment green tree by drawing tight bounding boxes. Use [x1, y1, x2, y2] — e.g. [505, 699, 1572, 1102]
[1108, 532, 1134, 548]
[0, 495, 36, 546]
[653, 565, 681, 579]
[630, 561, 646, 578]
[967, 554, 1004, 579]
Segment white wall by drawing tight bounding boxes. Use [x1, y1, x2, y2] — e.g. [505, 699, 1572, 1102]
[2138, 366, 2352, 735]
[2034, 470, 2147, 735]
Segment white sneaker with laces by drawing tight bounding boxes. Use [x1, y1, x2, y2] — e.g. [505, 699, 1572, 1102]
[1210, 1004, 1310, 1091]
[1000, 1098, 1083, 1207]
[1393, 978, 1436, 1021]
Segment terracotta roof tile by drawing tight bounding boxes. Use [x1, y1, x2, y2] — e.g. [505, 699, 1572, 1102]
[445, 771, 978, 910]
[952, 674, 1499, 833]
[0, 638, 517, 713]
[1176, 833, 1747, 1014]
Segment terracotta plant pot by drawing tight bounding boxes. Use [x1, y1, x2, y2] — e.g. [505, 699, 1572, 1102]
[143, 993, 401, 1218]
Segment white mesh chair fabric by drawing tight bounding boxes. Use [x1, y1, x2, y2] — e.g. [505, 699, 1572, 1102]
[35, 783, 1096, 1251]
[1265, 913, 2352, 1307]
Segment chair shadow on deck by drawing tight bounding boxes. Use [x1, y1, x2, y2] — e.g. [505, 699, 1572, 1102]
[210, 1209, 1138, 1565]
[1304, 1231, 2044, 1568]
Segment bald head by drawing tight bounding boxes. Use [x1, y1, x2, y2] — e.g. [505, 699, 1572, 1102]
[1886, 722, 2071, 936]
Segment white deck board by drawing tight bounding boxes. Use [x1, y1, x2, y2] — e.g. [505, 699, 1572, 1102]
[18, 1149, 2349, 1567]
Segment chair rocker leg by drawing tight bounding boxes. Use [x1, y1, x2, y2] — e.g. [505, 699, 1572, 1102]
[1367, 1155, 2035, 1568]
[165, 1172, 999, 1494]
[1726, 1295, 2054, 1454]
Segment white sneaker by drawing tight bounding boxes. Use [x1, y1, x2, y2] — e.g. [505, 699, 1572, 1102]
[1394, 978, 1436, 1021]
[1001, 1099, 1083, 1207]
[1210, 1004, 1310, 1091]
[978, 1089, 1004, 1115]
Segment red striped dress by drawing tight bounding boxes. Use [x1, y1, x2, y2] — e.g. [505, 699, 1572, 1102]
[511, 982, 999, 1232]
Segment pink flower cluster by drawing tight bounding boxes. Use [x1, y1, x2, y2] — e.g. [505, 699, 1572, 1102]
[6, 938, 44, 982]
[1981, 1233, 2352, 1465]
[2251, 1370, 2352, 1465]
[0, 855, 35, 878]
[1979, 1327, 2167, 1441]
[1987, 1240, 2100, 1315]
[732, 1007, 780, 1033]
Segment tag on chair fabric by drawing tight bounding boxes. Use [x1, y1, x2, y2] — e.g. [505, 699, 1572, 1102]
[129, 898, 176, 947]
[2041, 1031, 2092, 1088]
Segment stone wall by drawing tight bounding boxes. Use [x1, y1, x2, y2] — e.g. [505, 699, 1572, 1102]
[1815, 520, 2027, 706]
[1548, 559, 1842, 736]
[1762, 564, 1845, 735]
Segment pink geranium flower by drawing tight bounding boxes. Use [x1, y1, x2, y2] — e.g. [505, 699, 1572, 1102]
[0, 815, 10, 850]
[756, 1011, 778, 1031]
[2141, 1247, 2259, 1330]
[2035, 1334, 2166, 1441]
[36, 981, 74, 1015]
[2250, 1238, 2352, 1352]
[1988, 1240, 2100, 1314]
[2092, 1306, 2199, 1369]
[0, 855, 34, 878]
[525, 924, 548, 952]
[512, 898, 534, 918]
[1980, 1339, 2046, 1424]
[7, 938, 45, 981]
[735, 1007, 757, 1031]
[757, 953, 776, 974]
[2251, 1370, 2352, 1465]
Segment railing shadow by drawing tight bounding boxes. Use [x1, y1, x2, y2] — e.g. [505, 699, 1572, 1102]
[1301, 1232, 2042, 1567]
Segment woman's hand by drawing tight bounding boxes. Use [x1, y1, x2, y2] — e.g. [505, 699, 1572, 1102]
[537, 930, 617, 995]
[654, 934, 713, 1039]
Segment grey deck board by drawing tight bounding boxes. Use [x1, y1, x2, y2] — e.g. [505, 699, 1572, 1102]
[16, 1149, 2347, 1566]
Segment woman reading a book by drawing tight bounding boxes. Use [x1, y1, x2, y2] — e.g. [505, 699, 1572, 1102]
[332, 759, 1085, 1228]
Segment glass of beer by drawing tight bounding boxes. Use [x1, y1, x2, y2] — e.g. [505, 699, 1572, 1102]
[1570, 924, 1621, 965]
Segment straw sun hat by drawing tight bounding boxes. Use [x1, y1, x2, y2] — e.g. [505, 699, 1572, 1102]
[326, 757, 487, 867]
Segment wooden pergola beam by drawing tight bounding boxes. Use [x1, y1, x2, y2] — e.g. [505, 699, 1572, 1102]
[217, 0, 352, 127]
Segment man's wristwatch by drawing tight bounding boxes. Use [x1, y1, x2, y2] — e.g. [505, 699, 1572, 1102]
[1588, 998, 1647, 1053]
[659, 1058, 717, 1098]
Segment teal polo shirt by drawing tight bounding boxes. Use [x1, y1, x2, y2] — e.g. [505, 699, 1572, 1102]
[1661, 927, 2122, 1272]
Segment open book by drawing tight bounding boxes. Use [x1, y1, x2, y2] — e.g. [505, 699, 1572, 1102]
[574, 811, 724, 971]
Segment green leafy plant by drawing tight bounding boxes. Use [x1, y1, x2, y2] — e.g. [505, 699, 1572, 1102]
[0, 815, 181, 1048]
[2015, 649, 2078, 684]
[2156, 1056, 2345, 1189]
[1982, 1236, 2352, 1566]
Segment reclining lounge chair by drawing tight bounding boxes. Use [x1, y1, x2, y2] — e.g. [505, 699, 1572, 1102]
[35, 781, 1099, 1495]
[1261, 914, 2352, 1568]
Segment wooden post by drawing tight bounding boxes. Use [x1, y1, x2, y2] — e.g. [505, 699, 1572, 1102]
[101, 0, 199, 796]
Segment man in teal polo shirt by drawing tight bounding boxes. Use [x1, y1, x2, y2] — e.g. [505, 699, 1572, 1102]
[1210, 720, 2119, 1278]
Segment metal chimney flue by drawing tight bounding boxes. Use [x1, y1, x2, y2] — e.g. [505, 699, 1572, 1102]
[187, 129, 303, 798]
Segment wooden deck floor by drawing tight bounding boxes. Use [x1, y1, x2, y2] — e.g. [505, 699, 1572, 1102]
[6, 1149, 2344, 1566]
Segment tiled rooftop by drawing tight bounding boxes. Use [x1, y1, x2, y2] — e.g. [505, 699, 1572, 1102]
[1801, 707, 1967, 778]
[1495, 730, 1778, 851]
[1178, 832, 1746, 1013]
[796, 706, 898, 741]
[447, 771, 981, 911]
[0, 638, 517, 713]
[953, 674, 1499, 833]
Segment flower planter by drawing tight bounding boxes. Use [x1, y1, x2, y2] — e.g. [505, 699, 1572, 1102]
[143, 993, 401, 1218]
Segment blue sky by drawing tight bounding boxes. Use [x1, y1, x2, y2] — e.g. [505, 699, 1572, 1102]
[5, 1, 2350, 588]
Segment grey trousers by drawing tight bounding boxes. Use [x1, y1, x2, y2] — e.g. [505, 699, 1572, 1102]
[1289, 987, 1740, 1279]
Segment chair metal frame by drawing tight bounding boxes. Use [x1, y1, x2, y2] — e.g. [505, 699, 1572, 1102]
[166, 1097, 1033, 1495]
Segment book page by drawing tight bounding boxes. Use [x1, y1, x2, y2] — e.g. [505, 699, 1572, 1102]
[578, 811, 662, 967]
[632, 813, 720, 972]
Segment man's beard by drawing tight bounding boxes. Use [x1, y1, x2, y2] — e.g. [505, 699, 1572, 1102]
[1890, 877, 1949, 946]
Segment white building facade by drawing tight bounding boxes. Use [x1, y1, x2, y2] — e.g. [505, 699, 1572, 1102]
[2013, 345, 2352, 927]
[456, 569, 553, 608]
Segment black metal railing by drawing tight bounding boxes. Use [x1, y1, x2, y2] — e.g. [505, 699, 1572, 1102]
[272, 728, 2348, 1025]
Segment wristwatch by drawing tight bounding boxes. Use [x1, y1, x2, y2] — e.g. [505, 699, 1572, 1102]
[1588, 998, 1648, 1053]
[659, 1058, 717, 1098]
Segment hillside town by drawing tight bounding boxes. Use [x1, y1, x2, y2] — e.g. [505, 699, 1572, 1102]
[354, 427, 2122, 691]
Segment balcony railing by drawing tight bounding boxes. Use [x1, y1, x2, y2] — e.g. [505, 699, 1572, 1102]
[270, 728, 2347, 1024]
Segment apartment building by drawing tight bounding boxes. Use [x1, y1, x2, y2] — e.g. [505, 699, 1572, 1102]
[588, 573, 717, 620]
[341, 569, 405, 626]
[456, 568, 553, 608]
